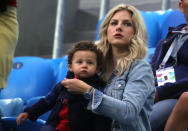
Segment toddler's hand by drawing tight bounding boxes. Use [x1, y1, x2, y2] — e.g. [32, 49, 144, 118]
[16, 112, 29, 125]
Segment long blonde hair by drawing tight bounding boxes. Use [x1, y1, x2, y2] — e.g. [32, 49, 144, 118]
[97, 4, 148, 81]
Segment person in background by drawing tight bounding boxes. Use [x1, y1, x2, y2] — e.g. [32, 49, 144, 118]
[0, 0, 18, 130]
[164, 92, 188, 131]
[17, 41, 111, 131]
[149, 0, 188, 130]
[0, 0, 19, 90]
[61, 4, 155, 131]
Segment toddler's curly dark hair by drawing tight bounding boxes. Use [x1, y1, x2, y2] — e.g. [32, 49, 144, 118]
[67, 41, 104, 71]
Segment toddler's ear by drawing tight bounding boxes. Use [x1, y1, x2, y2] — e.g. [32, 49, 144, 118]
[68, 64, 73, 72]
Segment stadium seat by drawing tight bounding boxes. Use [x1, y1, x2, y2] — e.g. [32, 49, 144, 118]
[0, 98, 24, 117]
[0, 56, 57, 125]
[152, 9, 173, 29]
[1, 117, 45, 131]
[47, 56, 68, 84]
[95, 17, 105, 41]
[160, 9, 186, 39]
[54, 56, 69, 84]
[0, 56, 55, 102]
[0, 56, 60, 131]
[146, 48, 156, 62]
[0, 56, 68, 122]
[140, 11, 161, 48]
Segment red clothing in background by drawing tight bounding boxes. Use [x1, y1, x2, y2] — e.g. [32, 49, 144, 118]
[8, 0, 17, 7]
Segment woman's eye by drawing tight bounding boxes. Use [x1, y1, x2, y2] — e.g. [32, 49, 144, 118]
[123, 22, 132, 27]
[110, 21, 117, 26]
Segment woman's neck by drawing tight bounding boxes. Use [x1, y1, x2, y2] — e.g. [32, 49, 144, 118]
[112, 45, 129, 63]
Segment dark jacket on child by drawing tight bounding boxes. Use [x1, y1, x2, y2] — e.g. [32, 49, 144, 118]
[151, 24, 188, 100]
[24, 71, 111, 131]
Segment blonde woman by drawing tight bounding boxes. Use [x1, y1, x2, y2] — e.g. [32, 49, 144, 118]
[62, 4, 155, 131]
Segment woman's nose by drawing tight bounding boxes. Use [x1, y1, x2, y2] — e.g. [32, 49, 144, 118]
[116, 24, 122, 32]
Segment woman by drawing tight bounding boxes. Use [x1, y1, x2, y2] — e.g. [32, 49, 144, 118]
[62, 4, 155, 131]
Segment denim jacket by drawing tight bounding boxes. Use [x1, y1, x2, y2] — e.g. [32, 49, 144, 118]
[89, 59, 155, 131]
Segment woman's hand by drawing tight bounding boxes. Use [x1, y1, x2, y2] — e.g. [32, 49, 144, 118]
[61, 78, 91, 94]
[16, 112, 29, 125]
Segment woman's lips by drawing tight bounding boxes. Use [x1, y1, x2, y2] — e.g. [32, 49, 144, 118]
[114, 34, 123, 38]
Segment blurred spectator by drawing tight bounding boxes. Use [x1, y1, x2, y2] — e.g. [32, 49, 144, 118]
[164, 92, 188, 131]
[150, 0, 188, 130]
[0, 0, 18, 129]
[0, 0, 18, 90]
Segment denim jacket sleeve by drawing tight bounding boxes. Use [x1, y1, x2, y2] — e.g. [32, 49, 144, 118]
[90, 60, 155, 125]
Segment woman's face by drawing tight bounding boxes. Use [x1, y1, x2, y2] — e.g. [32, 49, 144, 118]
[107, 10, 135, 48]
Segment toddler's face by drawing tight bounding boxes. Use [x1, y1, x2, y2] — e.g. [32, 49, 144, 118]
[68, 50, 98, 79]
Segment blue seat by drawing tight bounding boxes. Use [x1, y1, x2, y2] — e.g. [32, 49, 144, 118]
[0, 98, 24, 117]
[140, 11, 161, 48]
[160, 9, 186, 39]
[146, 48, 156, 62]
[151, 9, 173, 29]
[0, 56, 55, 102]
[95, 17, 105, 41]
[47, 56, 68, 84]
[0, 56, 69, 130]
[1, 117, 45, 131]
[0, 56, 56, 125]
[54, 56, 69, 84]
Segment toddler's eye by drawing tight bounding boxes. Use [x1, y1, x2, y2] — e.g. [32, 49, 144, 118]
[76, 60, 82, 64]
[87, 61, 94, 65]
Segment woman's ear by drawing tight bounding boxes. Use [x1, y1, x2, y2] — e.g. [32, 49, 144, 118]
[68, 64, 73, 72]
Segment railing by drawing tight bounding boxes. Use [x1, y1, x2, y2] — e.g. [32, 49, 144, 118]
[52, 0, 66, 58]
[162, 0, 171, 10]
[99, 0, 110, 21]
